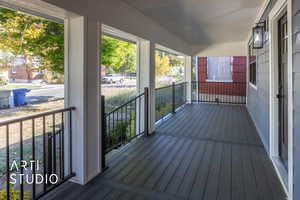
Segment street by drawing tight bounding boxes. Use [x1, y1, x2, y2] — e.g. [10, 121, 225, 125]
[26, 84, 64, 103]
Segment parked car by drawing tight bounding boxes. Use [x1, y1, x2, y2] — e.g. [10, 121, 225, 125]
[102, 74, 125, 84]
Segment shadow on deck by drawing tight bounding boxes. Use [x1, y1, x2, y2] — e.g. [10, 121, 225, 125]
[45, 104, 286, 200]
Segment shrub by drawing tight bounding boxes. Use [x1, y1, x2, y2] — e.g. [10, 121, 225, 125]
[0, 77, 8, 86]
[0, 186, 30, 200]
[105, 91, 136, 112]
[105, 113, 137, 151]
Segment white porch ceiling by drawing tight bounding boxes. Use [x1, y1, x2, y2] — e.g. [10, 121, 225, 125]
[120, 0, 264, 46]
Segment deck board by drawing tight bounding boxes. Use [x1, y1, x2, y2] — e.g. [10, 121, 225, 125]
[44, 103, 286, 200]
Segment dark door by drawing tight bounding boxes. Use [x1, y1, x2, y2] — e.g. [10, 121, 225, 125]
[278, 13, 288, 168]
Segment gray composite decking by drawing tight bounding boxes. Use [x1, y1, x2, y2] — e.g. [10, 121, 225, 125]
[45, 103, 287, 200]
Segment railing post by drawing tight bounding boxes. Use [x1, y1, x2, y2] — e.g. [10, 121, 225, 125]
[144, 87, 149, 136]
[101, 95, 106, 170]
[172, 82, 176, 114]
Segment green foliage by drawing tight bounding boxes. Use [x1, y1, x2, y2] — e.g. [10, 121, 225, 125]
[105, 113, 136, 151]
[192, 57, 197, 81]
[155, 51, 171, 76]
[156, 102, 172, 120]
[0, 185, 30, 200]
[0, 7, 64, 74]
[0, 76, 7, 86]
[101, 35, 136, 74]
[169, 56, 184, 67]
[105, 91, 136, 112]
[0, 8, 137, 75]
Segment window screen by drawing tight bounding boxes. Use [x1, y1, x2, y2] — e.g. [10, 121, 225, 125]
[207, 57, 232, 81]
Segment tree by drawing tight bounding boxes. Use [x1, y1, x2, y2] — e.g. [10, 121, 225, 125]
[169, 56, 184, 67]
[101, 35, 136, 74]
[0, 7, 137, 76]
[0, 7, 64, 74]
[155, 52, 171, 76]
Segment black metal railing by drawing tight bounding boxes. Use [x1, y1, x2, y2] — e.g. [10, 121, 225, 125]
[155, 82, 187, 122]
[101, 88, 149, 158]
[0, 107, 75, 200]
[191, 81, 246, 104]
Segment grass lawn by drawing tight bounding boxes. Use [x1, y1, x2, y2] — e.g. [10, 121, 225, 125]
[0, 87, 136, 180]
[0, 84, 42, 90]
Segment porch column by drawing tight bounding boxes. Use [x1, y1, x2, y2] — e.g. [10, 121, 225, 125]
[65, 16, 101, 185]
[139, 41, 156, 134]
[185, 56, 192, 104]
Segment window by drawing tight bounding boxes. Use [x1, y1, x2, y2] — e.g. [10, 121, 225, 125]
[249, 63, 256, 85]
[207, 56, 232, 81]
[249, 44, 257, 86]
[11, 68, 17, 74]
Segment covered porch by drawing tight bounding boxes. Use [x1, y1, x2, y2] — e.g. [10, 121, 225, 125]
[1, 0, 298, 199]
[45, 104, 286, 200]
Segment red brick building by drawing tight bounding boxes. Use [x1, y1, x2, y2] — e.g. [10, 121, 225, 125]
[198, 56, 246, 97]
[9, 66, 43, 83]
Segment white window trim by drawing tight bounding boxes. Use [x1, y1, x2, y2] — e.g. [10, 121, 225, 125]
[206, 56, 233, 82]
[11, 68, 17, 74]
[249, 82, 257, 90]
[206, 79, 233, 83]
[268, 0, 292, 197]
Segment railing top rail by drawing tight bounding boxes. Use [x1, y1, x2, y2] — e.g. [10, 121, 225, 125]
[192, 81, 246, 83]
[0, 107, 76, 126]
[155, 82, 187, 91]
[105, 92, 145, 116]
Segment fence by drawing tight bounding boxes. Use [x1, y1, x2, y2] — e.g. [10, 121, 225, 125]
[155, 82, 187, 122]
[191, 81, 246, 104]
[0, 107, 75, 200]
[101, 88, 148, 167]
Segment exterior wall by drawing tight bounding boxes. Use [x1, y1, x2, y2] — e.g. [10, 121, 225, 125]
[246, 0, 279, 152]
[247, 42, 271, 151]
[195, 41, 247, 57]
[8, 66, 45, 83]
[8, 66, 32, 82]
[292, 0, 300, 198]
[198, 56, 246, 96]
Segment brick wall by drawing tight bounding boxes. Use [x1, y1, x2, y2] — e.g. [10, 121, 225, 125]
[198, 56, 246, 96]
[9, 66, 32, 80]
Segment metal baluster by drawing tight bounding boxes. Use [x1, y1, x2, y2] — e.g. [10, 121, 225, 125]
[52, 114, 56, 175]
[138, 96, 141, 135]
[69, 111, 73, 175]
[32, 119, 36, 199]
[59, 113, 63, 179]
[112, 111, 115, 149]
[125, 104, 128, 140]
[101, 95, 106, 170]
[121, 107, 124, 144]
[61, 112, 65, 179]
[108, 114, 111, 150]
[144, 87, 149, 136]
[20, 121, 24, 200]
[117, 108, 119, 146]
[42, 116, 47, 191]
[6, 124, 10, 200]
[197, 81, 200, 102]
[129, 102, 132, 138]
[134, 99, 137, 137]
[172, 82, 175, 114]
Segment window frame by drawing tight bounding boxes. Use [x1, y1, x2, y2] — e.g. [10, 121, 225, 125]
[206, 56, 233, 82]
[249, 43, 257, 88]
[11, 68, 17, 74]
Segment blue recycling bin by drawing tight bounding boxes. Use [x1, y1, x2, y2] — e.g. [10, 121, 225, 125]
[13, 89, 30, 106]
